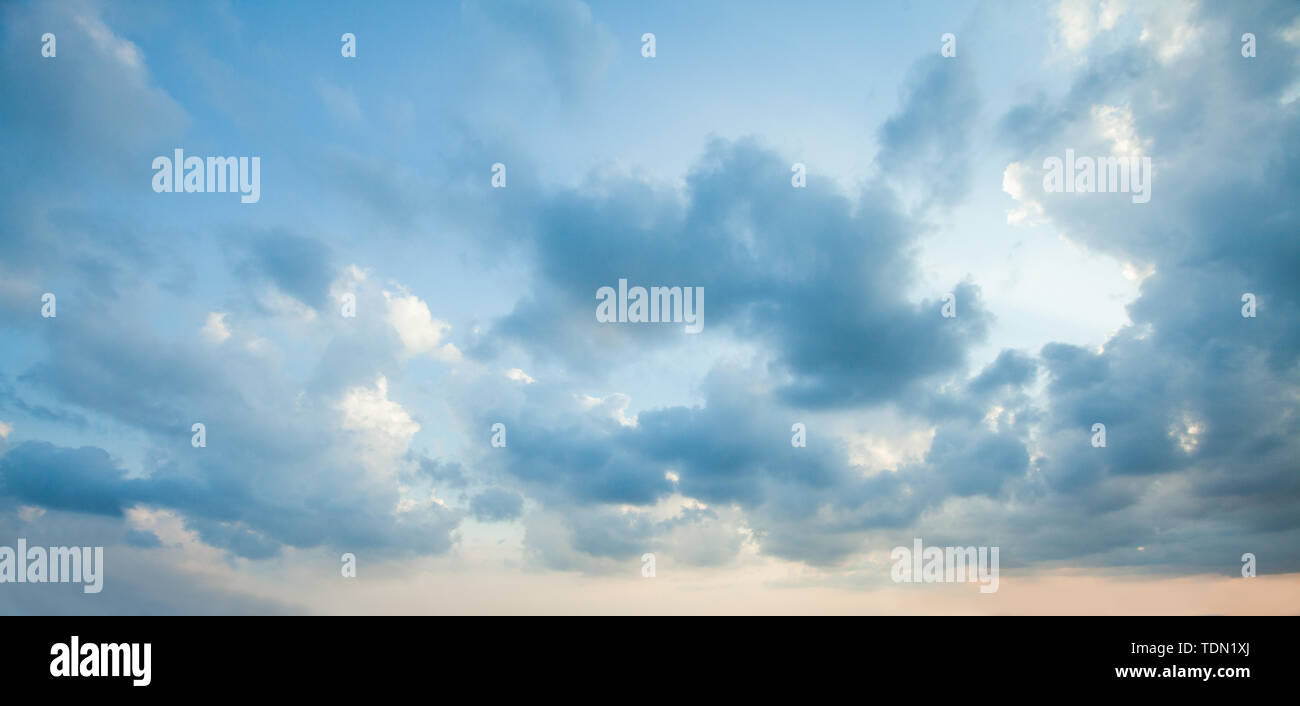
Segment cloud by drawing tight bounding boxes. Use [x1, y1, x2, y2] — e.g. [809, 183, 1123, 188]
[505, 368, 535, 384]
[457, 360, 1040, 568]
[875, 55, 981, 209]
[1056, 0, 1127, 54]
[984, 0, 1300, 571]
[0, 443, 140, 516]
[470, 488, 524, 522]
[3, 0, 1300, 615]
[201, 312, 231, 344]
[384, 290, 462, 362]
[233, 230, 335, 311]
[338, 375, 421, 458]
[0, 0, 189, 171]
[0, 508, 303, 615]
[1002, 161, 1045, 225]
[411, 455, 469, 489]
[462, 0, 616, 103]
[0, 269, 464, 560]
[484, 137, 992, 408]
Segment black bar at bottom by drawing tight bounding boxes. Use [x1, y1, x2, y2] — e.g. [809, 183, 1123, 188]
[1, 616, 1291, 694]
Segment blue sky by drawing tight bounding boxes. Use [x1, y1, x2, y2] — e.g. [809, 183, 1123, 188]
[1, 0, 1298, 614]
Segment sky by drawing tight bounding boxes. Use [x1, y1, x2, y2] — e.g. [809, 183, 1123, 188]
[1, 0, 1298, 614]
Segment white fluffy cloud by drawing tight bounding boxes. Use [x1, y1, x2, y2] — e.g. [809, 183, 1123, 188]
[1002, 161, 1045, 226]
[337, 374, 421, 464]
[505, 368, 536, 384]
[1056, 0, 1126, 54]
[1090, 104, 1147, 158]
[383, 290, 462, 362]
[201, 312, 231, 343]
[578, 392, 638, 428]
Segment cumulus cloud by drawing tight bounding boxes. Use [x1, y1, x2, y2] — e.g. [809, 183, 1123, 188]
[338, 375, 421, 462]
[1002, 161, 1045, 226]
[505, 368, 535, 384]
[483, 137, 992, 407]
[987, 0, 1300, 572]
[201, 312, 231, 343]
[384, 290, 462, 362]
[1055, 0, 1127, 54]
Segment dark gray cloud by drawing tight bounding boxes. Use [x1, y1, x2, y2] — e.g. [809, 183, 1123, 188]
[0, 510, 303, 616]
[484, 137, 994, 407]
[459, 0, 1300, 573]
[968, 349, 1038, 395]
[986, 0, 1300, 572]
[463, 363, 1035, 567]
[0, 275, 461, 561]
